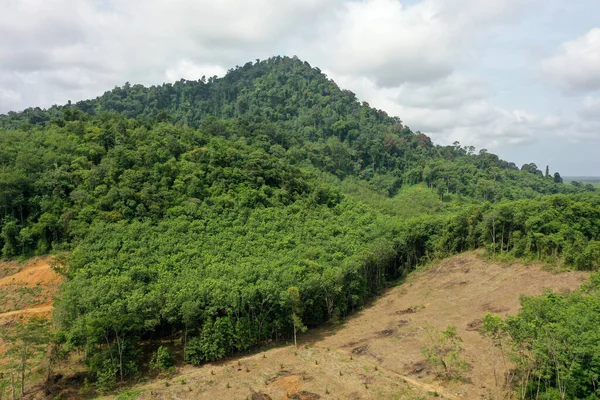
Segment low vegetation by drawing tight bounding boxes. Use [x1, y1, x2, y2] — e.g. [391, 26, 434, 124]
[422, 326, 468, 381]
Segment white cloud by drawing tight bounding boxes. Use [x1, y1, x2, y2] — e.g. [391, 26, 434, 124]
[395, 75, 490, 109]
[0, 0, 339, 111]
[0, 0, 534, 111]
[165, 60, 226, 82]
[569, 96, 600, 139]
[319, 0, 455, 86]
[541, 28, 600, 93]
[314, 0, 534, 87]
[0, 88, 21, 111]
[328, 70, 570, 151]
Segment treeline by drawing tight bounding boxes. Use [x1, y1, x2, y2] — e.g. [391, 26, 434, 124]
[1, 58, 573, 214]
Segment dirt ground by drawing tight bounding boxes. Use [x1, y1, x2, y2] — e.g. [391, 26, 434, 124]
[105, 252, 588, 400]
[0, 256, 60, 323]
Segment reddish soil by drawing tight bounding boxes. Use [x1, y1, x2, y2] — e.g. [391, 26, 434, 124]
[0, 256, 60, 324]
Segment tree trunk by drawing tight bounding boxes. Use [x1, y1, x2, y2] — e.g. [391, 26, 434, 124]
[293, 323, 297, 348]
[20, 344, 26, 397]
[114, 330, 124, 383]
[325, 297, 334, 320]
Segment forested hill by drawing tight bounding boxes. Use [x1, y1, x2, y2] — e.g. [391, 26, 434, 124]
[2, 56, 600, 394]
[1, 56, 574, 203]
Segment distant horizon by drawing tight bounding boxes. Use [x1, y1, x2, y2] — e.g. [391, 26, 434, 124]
[563, 176, 600, 180]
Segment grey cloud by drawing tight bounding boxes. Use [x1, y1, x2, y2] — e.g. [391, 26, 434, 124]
[0, 0, 597, 175]
[0, 0, 341, 112]
[329, 69, 568, 153]
[314, 0, 536, 88]
[579, 96, 600, 121]
[318, 0, 459, 87]
[541, 28, 600, 93]
[396, 75, 491, 109]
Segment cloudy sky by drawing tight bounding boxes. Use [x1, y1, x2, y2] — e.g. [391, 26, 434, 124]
[1, 0, 599, 175]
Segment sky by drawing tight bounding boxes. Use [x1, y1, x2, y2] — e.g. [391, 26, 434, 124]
[1, 0, 599, 175]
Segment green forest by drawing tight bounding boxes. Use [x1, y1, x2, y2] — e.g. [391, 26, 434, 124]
[2, 56, 600, 398]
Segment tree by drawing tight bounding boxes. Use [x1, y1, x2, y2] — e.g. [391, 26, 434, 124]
[553, 172, 563, 183]
[150, 346, 174, 374]
[480, 313, 519, 395]
[483, 289, 600, 399]
[284, 287, 307, 348]
[0, 55, 586, 390]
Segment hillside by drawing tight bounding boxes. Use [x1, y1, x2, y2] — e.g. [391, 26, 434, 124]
[1, 56, 600, 399]
[84, 253, 586, 400]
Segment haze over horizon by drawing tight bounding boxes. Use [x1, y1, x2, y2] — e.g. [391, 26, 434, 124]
[1, 0, 599, 175]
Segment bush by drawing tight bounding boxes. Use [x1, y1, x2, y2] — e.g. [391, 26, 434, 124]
[150, 346, 174, 373]
[422, 326, 468, 381]
[184, 318, 234, 365]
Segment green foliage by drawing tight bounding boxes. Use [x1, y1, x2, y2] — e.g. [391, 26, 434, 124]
[483, 288, 600, 399]
[115, 390, 142, 400]
[422, 326, 468, 381]
[475, 193, 600, 267]
[0, 57, 577, 258]
[0, 317, 52, 399]
[149, 346, 174, 373]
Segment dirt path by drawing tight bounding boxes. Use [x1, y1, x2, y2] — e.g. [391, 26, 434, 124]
[105, 252, 588, 400]
[0, 303, 53, 321]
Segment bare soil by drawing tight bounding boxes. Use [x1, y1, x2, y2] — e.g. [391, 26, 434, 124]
[0, 257, 60, 322]
[102, 252, 588, 400]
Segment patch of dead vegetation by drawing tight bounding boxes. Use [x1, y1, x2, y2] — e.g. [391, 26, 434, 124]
[351, 344, 369, 355]
[466, 318, 483, 331]
[481, 302, 508, 313]
[395, 306, 418, 315]
[251, 391, 273, 400]
[378, 328, 396, 337]
[406, 360, 430, 376]
[289, 390, 321, 400]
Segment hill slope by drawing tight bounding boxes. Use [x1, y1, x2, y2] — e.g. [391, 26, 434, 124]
[87, 253, 586, 400]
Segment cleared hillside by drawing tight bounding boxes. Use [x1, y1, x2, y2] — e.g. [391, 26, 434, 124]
[91, 253, 588, 400]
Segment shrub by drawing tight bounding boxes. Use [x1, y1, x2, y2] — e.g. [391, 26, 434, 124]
[150, 346, 174, 373]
